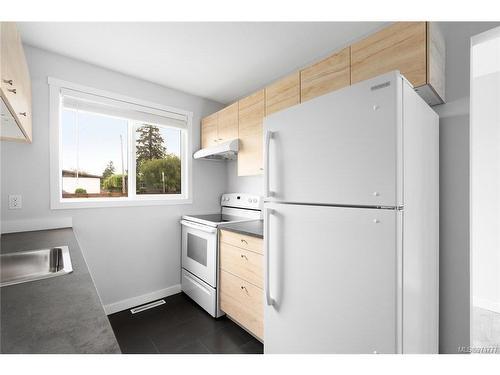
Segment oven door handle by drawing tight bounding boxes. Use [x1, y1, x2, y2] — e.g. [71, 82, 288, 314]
[180, 220, 217, 234]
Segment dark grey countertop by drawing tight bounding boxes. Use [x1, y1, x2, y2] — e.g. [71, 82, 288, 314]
[219, 220, 263, 238]
[0, 228, 120, 354]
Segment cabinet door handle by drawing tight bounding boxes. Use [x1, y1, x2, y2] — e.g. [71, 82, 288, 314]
[7, 88, 17, 94]
[19, 112, 27, 117]
[3, 79, 13, 86]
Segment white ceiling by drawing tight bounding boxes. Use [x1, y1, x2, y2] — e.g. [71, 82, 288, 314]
[18, 22, 388, 104]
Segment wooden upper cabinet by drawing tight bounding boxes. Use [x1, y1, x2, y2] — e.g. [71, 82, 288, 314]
[300, 47, 351, 102]
[0, 22, 32, 143]
[217, 102, 238, 142]
[351, 22, 427, 87]
[238, 90, 264, 176]
[351, 22, 445, 105]
[265, 72, 300, 116]
[201, 112, 218, 148]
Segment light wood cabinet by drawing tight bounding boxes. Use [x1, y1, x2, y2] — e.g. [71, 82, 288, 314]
[300, 47, 351, 102]
[201, 112, 218, 148]
[217, 102, 238, 142]
[0, 22, 32, 143]
[219, 229, 263, 340]
[238, 90, 265, 176]
[351, 22, 445, 105]
[265, 72, 300, 116]
[220, 242, 263, 288]
[219, 229, 263, 255]
[220, 270, 264, 340]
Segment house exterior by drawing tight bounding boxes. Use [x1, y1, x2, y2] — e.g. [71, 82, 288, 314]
[62, 170, 101, 194]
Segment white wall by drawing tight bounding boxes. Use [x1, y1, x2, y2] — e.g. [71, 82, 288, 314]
[62, 177, 101, 194]
[0, 46, 226, 313]
[471, 34, 500, 313]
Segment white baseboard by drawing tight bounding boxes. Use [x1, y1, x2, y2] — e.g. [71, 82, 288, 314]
[1, 217, 73, 234]
[103, 284, 181, 315]
[473, 297, 500, 313]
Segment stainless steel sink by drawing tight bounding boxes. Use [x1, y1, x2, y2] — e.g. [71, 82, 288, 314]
[0, 246, 73, 287]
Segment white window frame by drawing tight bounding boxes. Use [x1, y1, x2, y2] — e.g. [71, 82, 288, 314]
[49, 77, 193, 209]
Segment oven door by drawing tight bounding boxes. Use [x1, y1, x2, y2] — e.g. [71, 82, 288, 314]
[181, 220, 217, 287]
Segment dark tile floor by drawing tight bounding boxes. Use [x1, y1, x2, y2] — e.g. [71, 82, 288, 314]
[108, 292, 263, 354]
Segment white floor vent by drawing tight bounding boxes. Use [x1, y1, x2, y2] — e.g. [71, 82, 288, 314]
[130, 299, 166, 314]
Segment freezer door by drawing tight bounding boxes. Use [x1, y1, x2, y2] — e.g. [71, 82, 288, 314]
[264, 72, 402, 207]
[264, 203, 401, 353]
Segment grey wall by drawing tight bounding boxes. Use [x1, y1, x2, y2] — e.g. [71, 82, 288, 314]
[434, 22, 500, 353]
[0, 46, 226, 311]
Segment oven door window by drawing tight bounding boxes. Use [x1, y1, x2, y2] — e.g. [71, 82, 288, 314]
[187, 233, 207, 266]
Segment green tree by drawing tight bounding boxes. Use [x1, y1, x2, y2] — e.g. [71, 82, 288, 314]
[137, 155, 181, 194]
[136, 125, 166, 165]
[103, 174, 127, 193]
[102, 161, 115, 179]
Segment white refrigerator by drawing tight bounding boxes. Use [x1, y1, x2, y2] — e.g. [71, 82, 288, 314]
[263, 71, 439, 354]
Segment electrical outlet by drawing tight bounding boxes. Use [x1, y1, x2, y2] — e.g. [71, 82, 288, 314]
[8, 194, 22, 209]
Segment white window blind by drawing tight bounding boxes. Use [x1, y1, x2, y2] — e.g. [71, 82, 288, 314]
[60, 88, 188, 129]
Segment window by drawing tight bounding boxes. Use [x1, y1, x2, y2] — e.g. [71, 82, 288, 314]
[49, 78, 192, 208]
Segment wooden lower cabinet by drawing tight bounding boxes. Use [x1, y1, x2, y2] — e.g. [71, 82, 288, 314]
[219, 229, 264, 341]
[219, 229, 263, 255]
[220, 270, 264, 340]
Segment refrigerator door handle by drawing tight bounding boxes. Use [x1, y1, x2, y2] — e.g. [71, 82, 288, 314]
[264, 207, 276, 306]
[264, 130, 274, 199]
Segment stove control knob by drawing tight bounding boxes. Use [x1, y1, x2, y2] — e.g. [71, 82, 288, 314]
[252, 199, 257, 203]
[248, 198, 252, 203]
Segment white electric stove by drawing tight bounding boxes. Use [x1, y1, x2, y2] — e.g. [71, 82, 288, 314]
[180, 193, 262, 317]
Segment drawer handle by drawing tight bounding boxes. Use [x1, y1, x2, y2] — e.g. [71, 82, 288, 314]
[240, 239, 248, 244]
[3, 79, 13, 86]
[19, 112, 27, 117]
[240, 286, 248, 293]
[240, 254, 248, 260]
[8, 88, 17, 94]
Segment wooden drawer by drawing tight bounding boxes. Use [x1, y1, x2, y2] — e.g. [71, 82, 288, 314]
[220, 229, 263, 255]
[220, 270, 263, 340]
[220, 242, 263, 288]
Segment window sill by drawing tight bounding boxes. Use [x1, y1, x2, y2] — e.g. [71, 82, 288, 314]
[51, 196, 192, 210]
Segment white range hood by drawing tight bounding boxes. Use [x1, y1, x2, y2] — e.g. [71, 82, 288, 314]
[193, 139, 239, 160]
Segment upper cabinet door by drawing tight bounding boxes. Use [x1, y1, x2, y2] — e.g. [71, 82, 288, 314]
[0, 22, 32, 143]
[201, 112, 218, 148]
[238, 90, 265, 176]
[265, 72, 300, 116]
[217, 102, 238, 142]
[300, 47, 351, 102]
[264, 72, 401, 207]
[351, 22, 427, 89]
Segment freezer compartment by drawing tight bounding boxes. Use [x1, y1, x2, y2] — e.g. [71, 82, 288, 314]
[181, 268, 217, 317]
[263, 71, 403, 207]
[264, 202, 401, 354]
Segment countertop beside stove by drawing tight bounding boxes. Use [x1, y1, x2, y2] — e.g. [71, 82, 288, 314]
[218, 220, 263, 238]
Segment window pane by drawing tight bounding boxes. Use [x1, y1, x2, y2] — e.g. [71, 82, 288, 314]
[61, 109, 128, 198]
[135, 124, 182, 195]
